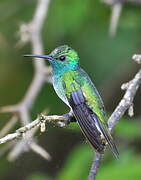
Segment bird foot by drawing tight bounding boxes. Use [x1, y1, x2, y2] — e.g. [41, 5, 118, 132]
[62, 111, 76, 125]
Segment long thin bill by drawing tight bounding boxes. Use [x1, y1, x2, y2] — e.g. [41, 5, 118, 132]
[23, 54, 53, 60]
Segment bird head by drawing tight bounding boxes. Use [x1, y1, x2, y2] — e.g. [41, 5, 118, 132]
[24, 45, 80, 72]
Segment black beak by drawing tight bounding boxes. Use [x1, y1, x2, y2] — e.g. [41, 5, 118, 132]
[23, 54, 53, 60]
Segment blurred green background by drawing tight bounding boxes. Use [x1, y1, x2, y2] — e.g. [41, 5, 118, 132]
[0, 0, 141, 179]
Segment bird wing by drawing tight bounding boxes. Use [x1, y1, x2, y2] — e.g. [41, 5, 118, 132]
[62, 70, 119, 158]
[68, 88, 105, 152]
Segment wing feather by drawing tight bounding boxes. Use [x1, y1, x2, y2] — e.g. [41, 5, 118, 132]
[68, 88, 119, 158]
[69, 88, 104, 152]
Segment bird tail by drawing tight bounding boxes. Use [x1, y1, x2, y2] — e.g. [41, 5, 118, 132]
[95, 117, 119, 159]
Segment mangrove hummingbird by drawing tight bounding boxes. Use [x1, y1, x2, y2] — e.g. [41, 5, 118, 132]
[24, 45, 119, 159]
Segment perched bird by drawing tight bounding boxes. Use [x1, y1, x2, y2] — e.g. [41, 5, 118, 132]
[24, 45, 119, 159]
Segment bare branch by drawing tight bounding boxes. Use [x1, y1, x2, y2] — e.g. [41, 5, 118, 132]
[88, 56, 141, 180]
[0, 0, 51, 160]
[30, 142, 51, 160]
[108, 68, 141, 130]
[0, 113, 68, 161]
[88, 153, 102, 180]
[0, 114, 67, 145]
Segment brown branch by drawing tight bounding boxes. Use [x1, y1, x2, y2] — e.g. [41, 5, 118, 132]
[88, 55, 141, 180]
[0, 0, 51, 161]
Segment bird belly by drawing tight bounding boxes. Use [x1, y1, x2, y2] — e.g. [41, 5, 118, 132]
[53, 78, 69, 106]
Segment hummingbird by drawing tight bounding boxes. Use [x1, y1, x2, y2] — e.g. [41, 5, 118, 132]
[24, 45, 119, 159]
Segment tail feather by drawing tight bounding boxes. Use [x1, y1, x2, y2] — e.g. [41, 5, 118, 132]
[95, 116, 119, 159]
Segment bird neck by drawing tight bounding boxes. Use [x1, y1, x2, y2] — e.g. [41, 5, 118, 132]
[52, 63, 79, 77]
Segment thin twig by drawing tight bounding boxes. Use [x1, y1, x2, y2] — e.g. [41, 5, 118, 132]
[109, 3, 123, 37]
[88, 55, 141, 180]
[104, 0, 141, 37]
[0, 116, 18, 138]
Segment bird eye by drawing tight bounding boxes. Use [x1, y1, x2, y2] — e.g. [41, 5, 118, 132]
[59, 56, 66, 61]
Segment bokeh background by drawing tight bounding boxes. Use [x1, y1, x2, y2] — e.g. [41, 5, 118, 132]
[0, 0, 141, 179]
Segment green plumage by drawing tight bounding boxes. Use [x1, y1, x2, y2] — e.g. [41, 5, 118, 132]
[24, 45, 119, 159]
[62, 69, 105, 118]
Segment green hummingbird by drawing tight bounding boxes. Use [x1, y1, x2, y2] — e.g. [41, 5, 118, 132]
[24, 45, 119, 159]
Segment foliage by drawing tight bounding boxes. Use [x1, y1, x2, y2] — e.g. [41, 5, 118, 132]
[58, 145, 93, 180]
[27, 173, 50, 180]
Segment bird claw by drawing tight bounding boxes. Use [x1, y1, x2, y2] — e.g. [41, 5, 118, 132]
[57, 121, 66, 127]
[63, 112, 76, 125]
